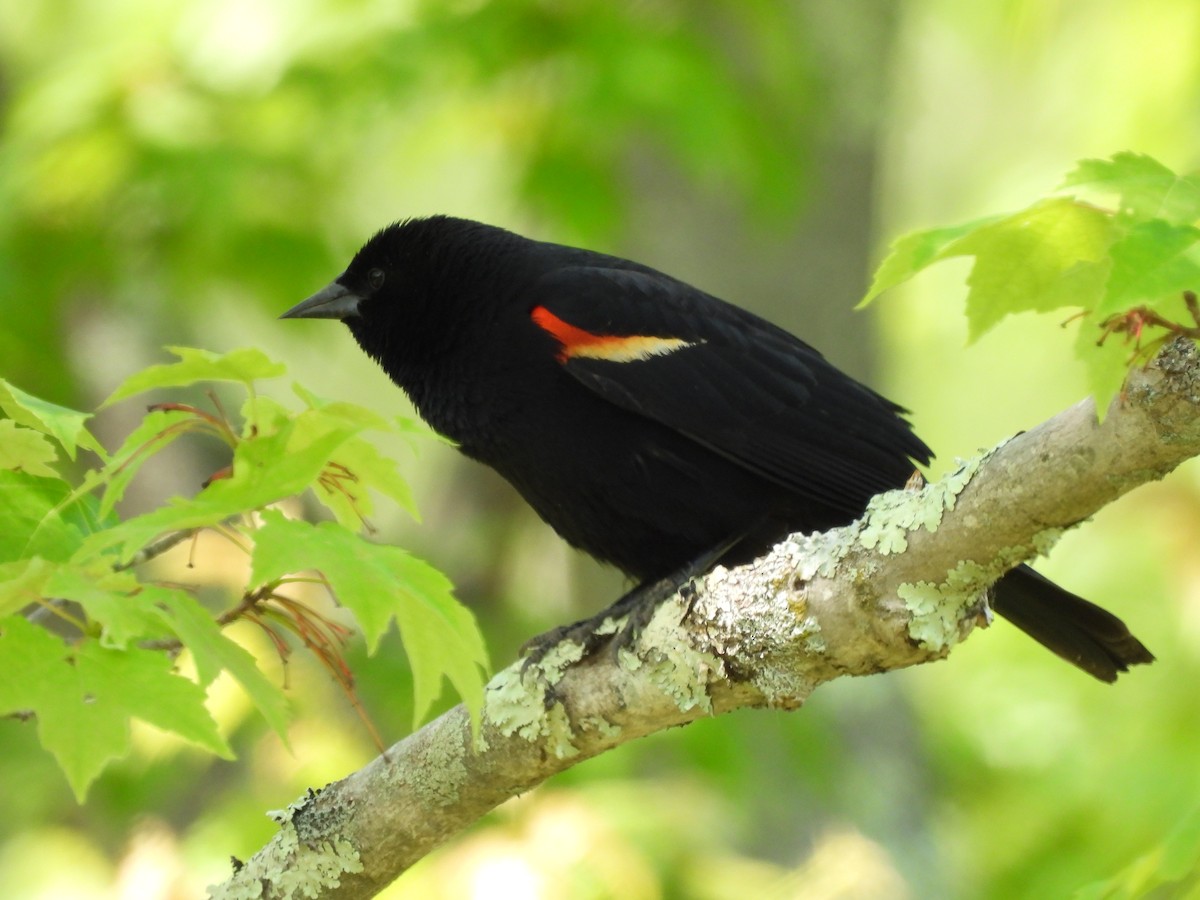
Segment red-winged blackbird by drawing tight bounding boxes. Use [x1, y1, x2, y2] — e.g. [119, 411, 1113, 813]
[282, 215, 1153, 682]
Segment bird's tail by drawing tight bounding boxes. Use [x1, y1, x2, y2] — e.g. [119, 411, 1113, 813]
[991, 565, 1154, 682]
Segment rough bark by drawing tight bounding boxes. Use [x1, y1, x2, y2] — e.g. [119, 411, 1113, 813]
[209, 339, 1200, 900]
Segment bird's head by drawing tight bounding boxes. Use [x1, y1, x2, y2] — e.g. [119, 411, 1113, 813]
[282, 216, 527, 374]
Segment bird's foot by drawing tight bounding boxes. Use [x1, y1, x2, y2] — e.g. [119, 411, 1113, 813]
[519, 533, 743, 675]
[519, 572, 689, 671]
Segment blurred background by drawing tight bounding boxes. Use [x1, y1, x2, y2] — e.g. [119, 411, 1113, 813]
[2, 0, 1200, 897]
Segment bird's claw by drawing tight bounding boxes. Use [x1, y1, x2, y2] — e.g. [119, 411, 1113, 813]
[518, 571, 705, 679]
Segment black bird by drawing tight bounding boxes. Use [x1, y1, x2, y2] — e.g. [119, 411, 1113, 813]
[282, 215, 1153, 682]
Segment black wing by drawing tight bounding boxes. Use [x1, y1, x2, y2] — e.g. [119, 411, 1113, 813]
[529, 265, 932, 514]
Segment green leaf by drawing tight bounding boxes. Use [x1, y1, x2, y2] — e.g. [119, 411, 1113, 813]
[0, 471, 112, 564]
[291, 382, 395, 432]
[316, 436, 420, 528]
[148, 587, 293, 744]
[254, 389, 419, 527]
[37, 566, 294, 742]
[225, 408, 362, 504]
[0, 616, 230, 801]
[45, 565, 165, 649]
[241, 394, 292, 440]
[0, 420, 61, 478]
[103, 346, 286, 407]
[0, 378, 104, 461]
[251, 511, 488, 727]
[1062, 152, 1200, 225]
[1095, 219, 1200, 317]
[78, 412, 359, 563]
[0, 558, 56, 618]
[859, 217, 999, 306]
[938, 198, 1115, 340]
[90, 408, 199, 519]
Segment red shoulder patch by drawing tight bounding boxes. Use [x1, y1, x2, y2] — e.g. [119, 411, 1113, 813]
[531, 306, 696, 364]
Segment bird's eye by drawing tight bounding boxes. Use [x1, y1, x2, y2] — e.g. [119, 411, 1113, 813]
[367, 268, 386, 290]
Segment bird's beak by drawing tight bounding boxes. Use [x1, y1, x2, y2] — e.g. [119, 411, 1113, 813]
[280, 282, 363, 320]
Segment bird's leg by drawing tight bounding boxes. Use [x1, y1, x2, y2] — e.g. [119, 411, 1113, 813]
[519, 573, 679, 667]
[520, 530, 753, 667]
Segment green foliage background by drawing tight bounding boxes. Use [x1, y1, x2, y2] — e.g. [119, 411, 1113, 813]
[2, 1, 1200, 897]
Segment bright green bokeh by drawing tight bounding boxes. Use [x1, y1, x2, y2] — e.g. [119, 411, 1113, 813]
[2, 0, 1199, 897]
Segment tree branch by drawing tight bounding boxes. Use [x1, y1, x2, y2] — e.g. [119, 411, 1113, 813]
[209, 339, 1200, 900]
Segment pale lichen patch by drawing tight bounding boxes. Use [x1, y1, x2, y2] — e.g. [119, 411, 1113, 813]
[578, 715, 623, 740]
[802, 631, 827, 655]
[209, 797, 364, 900]
[485, 638, 584, 751]
[786, 527, 856, 580]
[409, 728, 469, 808]
[858, 490, 914, 555]
[1032, 527, 1064, 556]
[699, 549, 822, 707]
[899, 528, 1045, 653]
[898, 580, 960, 652]
[544, 703, 580, 759]
[633, 597, 720, 715]
[485, 667, 551, 743]
[856, 447, 999, 558]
